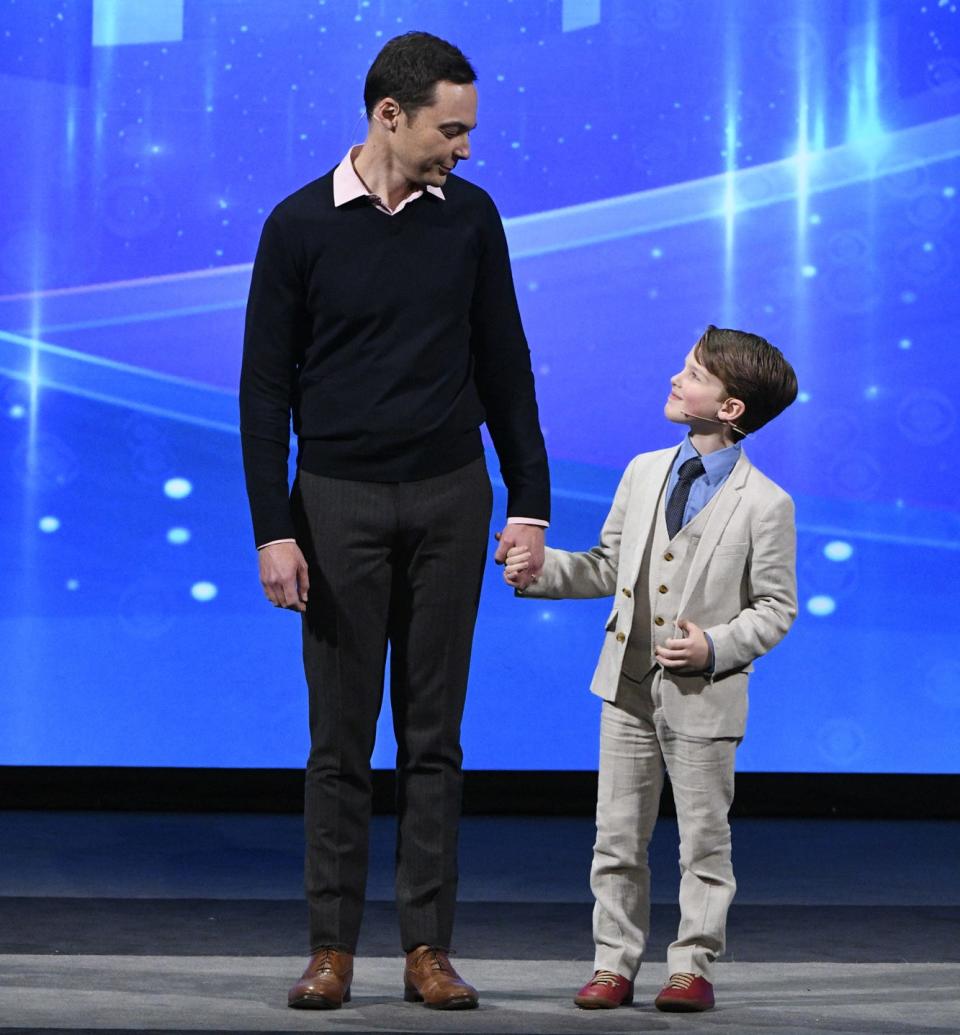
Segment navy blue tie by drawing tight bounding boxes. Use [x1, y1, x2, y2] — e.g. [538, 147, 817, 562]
[665, 457, 705, 539]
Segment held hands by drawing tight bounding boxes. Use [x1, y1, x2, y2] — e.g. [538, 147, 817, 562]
[502, 544, 533, 589]
[494, 525, 544, 592]
[655, 618, 710, 673]
[258, 541, 310, 612]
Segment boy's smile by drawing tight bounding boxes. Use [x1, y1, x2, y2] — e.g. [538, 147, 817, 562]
[664, 348, 728, 426]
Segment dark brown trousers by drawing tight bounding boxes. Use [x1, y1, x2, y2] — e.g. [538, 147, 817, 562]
[293, 458, 493, 953]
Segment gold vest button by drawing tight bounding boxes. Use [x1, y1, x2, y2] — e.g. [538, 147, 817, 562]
[654, 616, 665, 626]
[664, 552, 674, 561]
[615, 632, 626, 643]
[622, 587, 632, 598]
[658, 584, 668, 594]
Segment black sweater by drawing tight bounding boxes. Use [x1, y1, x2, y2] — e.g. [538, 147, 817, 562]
[239, 170, 550, 546]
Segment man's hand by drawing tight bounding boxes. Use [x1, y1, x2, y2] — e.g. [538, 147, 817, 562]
[494, 524, 544, 591]
[258, 541, 310, 612]
[655, 618, 710, 672]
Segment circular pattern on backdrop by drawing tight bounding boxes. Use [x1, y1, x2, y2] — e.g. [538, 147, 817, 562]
[828, 450, 884, 499]
[764, 20, 825, 69]
[811, 408, 861, 456]
[818, 718, 867, 767]
[102, 177, 165, 239]
[735, 169, 780, 208]
[799, 539, 859, 600]
[645, 0, 685, 31]
[822, 264, 882, 315]
[833, 44, 895, 94]
[896, 236, 953, 285]
[896, 390, 956, 446]
[119, 576, 178, 639]
[878, 160, 929, 200]
[827, 229, 871, 265]
[907, 191, 956, 231]
[925, 56, 960, 92]
[123, 415, 174, 485]
[10, 434, 80, 489]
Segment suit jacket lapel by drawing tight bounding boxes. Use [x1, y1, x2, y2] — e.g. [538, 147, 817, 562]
[623, 449, 677, 586]
[677, 451, 751, 614]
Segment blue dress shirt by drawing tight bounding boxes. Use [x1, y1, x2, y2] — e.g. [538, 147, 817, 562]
[666, 435, 742, 530]
[665, 435, 742, 673]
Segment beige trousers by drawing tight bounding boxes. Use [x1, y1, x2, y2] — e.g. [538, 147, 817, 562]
[591, 673, 738, 982]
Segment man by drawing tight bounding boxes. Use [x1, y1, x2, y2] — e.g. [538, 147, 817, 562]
[239, 32, 549, 1011]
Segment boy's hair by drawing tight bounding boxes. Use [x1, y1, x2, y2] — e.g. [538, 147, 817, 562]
[694, 325, 798, 439]
[364, 32, 476, 120]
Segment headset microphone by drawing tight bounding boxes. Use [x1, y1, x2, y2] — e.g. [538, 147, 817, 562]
[681, 411, 750, 437]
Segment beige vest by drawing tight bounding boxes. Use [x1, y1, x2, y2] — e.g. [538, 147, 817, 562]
[621, 486, 721, 681]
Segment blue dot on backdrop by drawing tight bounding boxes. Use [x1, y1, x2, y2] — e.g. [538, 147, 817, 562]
[0, 0, 958, 773]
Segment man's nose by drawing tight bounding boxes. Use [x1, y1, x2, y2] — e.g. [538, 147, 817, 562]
[454, 137, 470, 160]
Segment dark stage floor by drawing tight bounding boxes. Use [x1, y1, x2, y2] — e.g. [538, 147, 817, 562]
[1, 812, 958, 1033]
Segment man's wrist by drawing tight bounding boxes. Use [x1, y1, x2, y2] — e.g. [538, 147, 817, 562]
[257, 538, 296, 550]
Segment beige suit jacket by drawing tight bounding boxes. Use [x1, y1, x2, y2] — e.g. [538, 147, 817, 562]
[523, 446, 798, 738]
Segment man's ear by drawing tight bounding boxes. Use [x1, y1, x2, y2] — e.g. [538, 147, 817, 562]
[718, 396, 746, 424]
[372, 96, 402, 131]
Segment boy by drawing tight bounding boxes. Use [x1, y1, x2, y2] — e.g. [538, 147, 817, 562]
[504, 325, 798, 1012]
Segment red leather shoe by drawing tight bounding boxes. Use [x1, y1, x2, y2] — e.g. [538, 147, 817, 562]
[573, 970, 634, 1009]
[654, 972, 715, 1012]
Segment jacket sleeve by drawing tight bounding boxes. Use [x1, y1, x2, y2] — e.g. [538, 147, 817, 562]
[469, 192, 550, 522]
[520, 459, 637, 600]
[706, 492, 798, 674]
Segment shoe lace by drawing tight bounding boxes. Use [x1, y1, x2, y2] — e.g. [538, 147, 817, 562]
[417, 946, 453, 973]
[665, 972, 696, 990]
[590, 970, 623, 988]
[314, 948, 336, 974]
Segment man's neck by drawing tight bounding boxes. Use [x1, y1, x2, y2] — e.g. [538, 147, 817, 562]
[352, 141, 418, 211]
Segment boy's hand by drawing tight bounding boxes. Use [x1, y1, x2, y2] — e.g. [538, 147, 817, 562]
[502, 545, 533, 589]
[655, 618, 710, 673]
[494, 527, 544, 590]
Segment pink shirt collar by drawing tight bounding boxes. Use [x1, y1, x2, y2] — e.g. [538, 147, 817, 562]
[333, 145, 445, 214]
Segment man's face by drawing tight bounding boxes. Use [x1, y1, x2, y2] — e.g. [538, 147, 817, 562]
[393, 80, 477, 187]
[664, 348, 729, 426]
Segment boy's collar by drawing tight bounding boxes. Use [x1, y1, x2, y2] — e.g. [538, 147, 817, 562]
[678, 435, 741, 484]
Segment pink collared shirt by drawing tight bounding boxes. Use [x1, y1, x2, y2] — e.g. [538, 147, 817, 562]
[333, 144, 445, 213]
[258, 147, 547, 549]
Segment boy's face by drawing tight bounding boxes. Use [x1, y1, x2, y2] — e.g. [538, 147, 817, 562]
[664, 348, 730, 428]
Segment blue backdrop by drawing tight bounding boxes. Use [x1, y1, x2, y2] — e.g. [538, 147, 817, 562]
[1, 0, 958, 772]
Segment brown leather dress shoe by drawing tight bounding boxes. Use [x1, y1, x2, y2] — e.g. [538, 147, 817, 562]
[287, 948, 353, 1009]
[403, 946, 479, 1009]
[574, 970, 634, 1009]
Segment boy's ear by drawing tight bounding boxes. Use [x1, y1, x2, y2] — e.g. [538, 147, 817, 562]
[718, 396, 746, 423]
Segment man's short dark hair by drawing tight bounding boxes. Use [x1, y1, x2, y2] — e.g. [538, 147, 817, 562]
[364, 31, 476, 119]
[694, 325, 798, 438]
